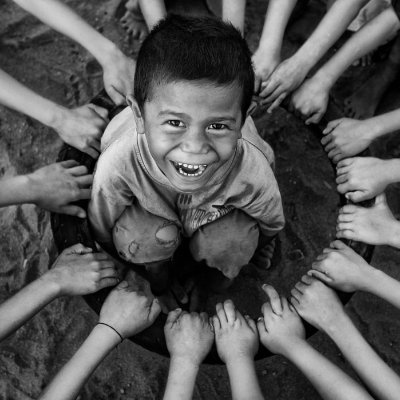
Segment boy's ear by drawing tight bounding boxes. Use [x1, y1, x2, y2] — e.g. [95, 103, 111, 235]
[126, 95, 145, 134]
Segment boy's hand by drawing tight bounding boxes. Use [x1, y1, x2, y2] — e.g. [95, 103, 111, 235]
[259, 56, 308, 113]
[164, 309, 214, 366]
[213, 300, 259, 365]
[308, 240, 375, 292]
[43, 243, 119, 296]
[321, 118, 375, 162]
[290, 77, 329, 125]
[52, 104, 108, 159]
[27, 160, 93, 218]
[336, 193, 400, 246]
[101, 47, 136, 106]
[100, 279, 161, 339]
[336, 157, 392, 202]
[252, 50, 280, 93]
[290, 275, 345, 333]
[257, 284, 305, 357]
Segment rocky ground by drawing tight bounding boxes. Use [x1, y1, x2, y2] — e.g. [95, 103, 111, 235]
[1, 0, 400, 399]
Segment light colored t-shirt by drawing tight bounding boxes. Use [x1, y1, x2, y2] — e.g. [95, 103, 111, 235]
[89, 107, 285, 248]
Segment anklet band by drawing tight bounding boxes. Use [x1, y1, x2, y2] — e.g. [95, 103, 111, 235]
[97, 322, 124, 343]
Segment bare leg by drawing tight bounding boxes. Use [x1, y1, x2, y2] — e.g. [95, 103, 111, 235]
[138, 0, 167, 31]
[344, 35, 400, 119]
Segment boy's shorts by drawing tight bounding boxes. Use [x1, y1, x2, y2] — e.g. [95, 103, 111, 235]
[113, 204, 259, 279]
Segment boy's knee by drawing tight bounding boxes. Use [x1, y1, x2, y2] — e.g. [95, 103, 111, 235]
[155, 223, 179, 247]
[190, 210, 260, 276]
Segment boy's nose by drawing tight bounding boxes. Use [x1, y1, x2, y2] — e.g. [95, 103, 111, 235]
[180, 129, 209, 154]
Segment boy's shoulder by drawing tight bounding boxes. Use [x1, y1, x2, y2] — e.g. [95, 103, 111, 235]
[239, 116, 275, 168]
[100, 106, 136, 152]
[94, 107, 139, 185]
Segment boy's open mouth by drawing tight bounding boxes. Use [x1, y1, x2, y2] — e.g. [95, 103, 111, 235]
[171, 161, 208, 177]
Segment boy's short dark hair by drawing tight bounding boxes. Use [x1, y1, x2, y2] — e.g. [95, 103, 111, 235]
[134, 14, 254, 118]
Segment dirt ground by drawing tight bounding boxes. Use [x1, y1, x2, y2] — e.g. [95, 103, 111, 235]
[1, 0, 400, 399]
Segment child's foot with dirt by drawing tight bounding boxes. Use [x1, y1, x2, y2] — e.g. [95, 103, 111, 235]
[336, 157, 395, 202]
[336, 193, 400, 247]
[120, 0, 148, 41]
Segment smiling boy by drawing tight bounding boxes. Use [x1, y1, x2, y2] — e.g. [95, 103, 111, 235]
[88, 15, 284, 299]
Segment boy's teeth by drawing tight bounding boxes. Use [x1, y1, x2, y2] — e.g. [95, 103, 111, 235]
[174, 161, 208, 177]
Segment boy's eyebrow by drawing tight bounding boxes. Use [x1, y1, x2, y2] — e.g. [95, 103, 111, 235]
[158, 109, 237, 122]
[158, 110, 189, 118]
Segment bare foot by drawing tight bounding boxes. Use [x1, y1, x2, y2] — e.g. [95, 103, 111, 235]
[336, 193, 400, 246]
[321, 118, 375, 162]
[309, 240, 375, 292]
[213, 300, 258, 365]
[336, 157, 393, 202]
[120, 0, 148, 41]
[344, 60, 398, 119]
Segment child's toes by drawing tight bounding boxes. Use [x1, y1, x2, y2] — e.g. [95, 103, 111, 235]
[223, 300, 237, 324]
[245, 315, 257, 331]
[336, 228, 354, 240]
[340, 204, 357, 214]
[212, 315, 221, 331]
[256, 316, 267, 335]
[216, 302, 227, 324]
[346, 190, 366, 203]
[337, 213, 353, 222]
[336, 222, 352, 232]
[329, 240, 347, 250]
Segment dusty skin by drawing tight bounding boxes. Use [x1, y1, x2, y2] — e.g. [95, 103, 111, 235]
[1, 0, 400, 399]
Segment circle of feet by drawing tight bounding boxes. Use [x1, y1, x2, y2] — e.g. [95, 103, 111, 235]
[51, 89, 373, 362]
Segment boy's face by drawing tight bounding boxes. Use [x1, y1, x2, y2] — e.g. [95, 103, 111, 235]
[138, 80, 243, 192]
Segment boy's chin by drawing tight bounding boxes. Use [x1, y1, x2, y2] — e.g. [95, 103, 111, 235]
[167, 173, 209, 193]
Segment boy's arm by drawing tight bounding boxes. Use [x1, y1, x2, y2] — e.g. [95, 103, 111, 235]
[252, 0, 297, 86]
[222, 0, 247, 35]
[12, 0, 135, 105]
[291, 6, 400, 124]
[0, 69, 107, 158]
[138, 0, 167, 31]
[260, 0, 370, 108]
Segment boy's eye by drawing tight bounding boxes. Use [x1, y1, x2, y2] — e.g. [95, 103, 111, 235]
[167, 120, 184, 128]
[208, 123, 228, 130]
